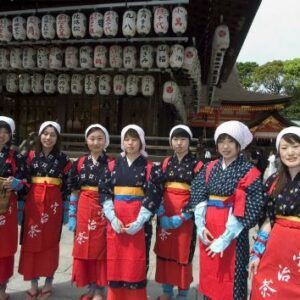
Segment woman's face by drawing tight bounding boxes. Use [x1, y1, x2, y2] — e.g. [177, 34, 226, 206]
[40, 126, 58, 151]
[171, 136, 189, 156]
[86, 129, 106, 155]
[0, 127, 10, 146]
[217, 136, 239, 161]
[123, 134, 141, 156]
[279, 138, 300, 169]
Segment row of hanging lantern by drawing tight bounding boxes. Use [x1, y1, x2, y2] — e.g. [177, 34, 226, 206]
[0, 6, 187, 42]
[3, 72, 155, 96]
[0, 43, 194, 70]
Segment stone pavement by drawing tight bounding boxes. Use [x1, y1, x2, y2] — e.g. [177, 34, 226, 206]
[6, 225, 202, 300]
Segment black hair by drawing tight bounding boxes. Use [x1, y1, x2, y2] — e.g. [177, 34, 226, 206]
[216, 133, 240, 150]
[0, 121, 12, 147]
[171, 128, 191, 140]
[86, 127, 106, 138]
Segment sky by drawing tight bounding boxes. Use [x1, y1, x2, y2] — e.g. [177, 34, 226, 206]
[237, 0, 300, 65]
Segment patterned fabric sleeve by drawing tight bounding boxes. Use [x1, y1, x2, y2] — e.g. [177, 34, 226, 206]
[99, 165, 114, 204]
[61, 154, 72, 201]
[264, 173, 278, 225]
[67, 159, 81, 192]
[143, 164, 164, 214]
[14, 151, 30, 199]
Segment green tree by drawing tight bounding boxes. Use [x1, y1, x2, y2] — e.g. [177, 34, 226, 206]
[236, 62, 259, 90]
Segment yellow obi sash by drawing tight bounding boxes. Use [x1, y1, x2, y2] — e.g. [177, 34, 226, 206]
[31, 176, 61, 186]
[165, 182, 190, 191]
[81, 186, 99, 192]
[208, 194, 233, 208]
[114, 186, 144, 201]
[276, 215, 300, 223]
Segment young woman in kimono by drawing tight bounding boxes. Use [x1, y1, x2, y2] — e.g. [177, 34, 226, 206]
[250, 126, 300, 299]
[191, 120, 265, 300]
[100, 124, 161, 300]
[18, 121, 72, 300]
[0, 116, 27, 300]
[68, 124, 111, 300]
[154, 125, 203, 300]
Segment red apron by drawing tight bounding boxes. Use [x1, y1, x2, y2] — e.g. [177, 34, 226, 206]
[19, 177, 63, 279]
[106, 186, 146, 283]
[251, 216, 300, 300]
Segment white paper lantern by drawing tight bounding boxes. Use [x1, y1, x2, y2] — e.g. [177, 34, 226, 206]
[57, 73, 70, 94]
[12, 16, 27, 41]
[6, 73, 18, 93]
[123, 46, 137, 69]
[56, 14, 71, 39]
[109, 45, 122, 68]
[98, 74, 111, 95]
[31, 73, 44, 94]
[156, 44, 169, 68]
[80, 46, 93, 69]
[89, 12, 104, 38]
[41, 15, 56, 40]
[84, 74, 97, 95]
[113, 74, 125, 95]
[22, 47, 37, 69]
[142, 75, 155, 96]
[122, 10, 136, 37]
[154, 7, 169, 35]
[71, 74, 84, 94]
[0, 48, 10, 69]
[103, 10, 118, 37]
[183, 46, 198, 70]
[172, 6, 187, 35]
[72, 12, 87, 38]
[136, 8, 151, 36]
[49, 47, 63, 69]
[65, 46, 79, 69]
[170, 44, 184, 69]
[140, 45, 154, 68]
[27, 16, 41, 40]
[126, 75, 138, 96]
[94, 45, 107, 68]
[163, 81, 179, 103]
[44, 73, 57, 94]
[10, 47, 22, 69]
[0, 18, 12, 42]
[37, 47, 49, 69]
[19, 73, 31, 94]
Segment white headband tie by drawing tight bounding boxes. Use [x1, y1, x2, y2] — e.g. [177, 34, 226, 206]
[276, 126, 300, 150]
[169, 124, 193, 144]
[0, 116, 15, 133]
[39, 121, 61, 135]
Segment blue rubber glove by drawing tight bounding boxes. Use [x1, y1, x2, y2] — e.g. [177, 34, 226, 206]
[63, 201, 69, 224]
[11, 178, 24, 191]
[126, 206, 152, 235]
[160, 216, 172, 229]
[103, 200, 122, 234]
[17, 200, 24, 225]
[68, 192, 78, 232]
[251, 230, 270, 256]
[194, 201, 209, 244]
[156, 202, 165, 217]
[209, 209, 244, 253]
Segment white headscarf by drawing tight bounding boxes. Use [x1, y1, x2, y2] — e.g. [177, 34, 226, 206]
[85, 124, 110, 150]
[276, 126, 300, 150]
[214, 120, 253, 150]
[169, 124, 193, 144]
[121, 124, 147, 157]
[0, 116, 15, 133]
[39, 121, 61, 135]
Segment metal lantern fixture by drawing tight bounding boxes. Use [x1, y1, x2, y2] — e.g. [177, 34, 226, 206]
[123, 46, 137, 69]
[44, 73, 57, 94]
[22, 47, 37, 69]
[6, 73, 18, 93]
[94, 45, 107, 68]
[172, 6, 187, 35]
[156, 44, 170, 68]
[41, 15, 56, 40]
[57, 73, 70, 94]
[0, 48, 10, 69]
[122, 10, 136, 37]
[136, 8, 151, 36]
[126, 75, 138, 96]
[71, 74, 84, 94]
[80, 45, 93, 69]
[31, 73, 44, 94]
[84, 74, 97, 95]
[19, 73, 31, 94]
[65, 46, 79, 69]
[12, 16, 27, 41]
[140, 44, 154, 69]
[113, 74, 125, 95]
[72, 12, 87, 38]
[37, 47, 49, 69]
[141, 75, 155, 96]
[98, 74, 111, 95]
[89, 12, 104, 38]
[0, 18, 12, 42]
[56, 14, 71, 39]
[169, 44, 184, 69]
[154, 7, 169, 35]
[10, 47, 22, 69]
[49, 47, 63, 69]
[27, 16, 41, 40]
[109, 45, 122, 68]
[103, 10, 118, 37]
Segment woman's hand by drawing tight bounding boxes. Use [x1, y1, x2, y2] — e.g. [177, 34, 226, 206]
[249, 256, 260, 280]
